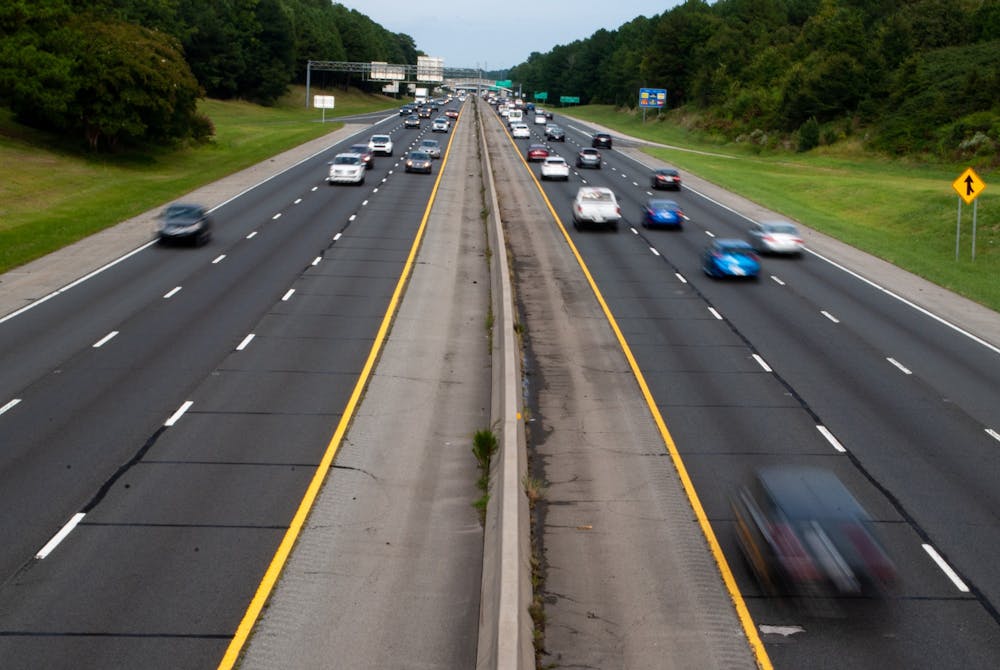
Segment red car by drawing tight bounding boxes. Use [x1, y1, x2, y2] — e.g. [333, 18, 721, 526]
[526, 144, 550, 161]
[445, 109, 459, 119]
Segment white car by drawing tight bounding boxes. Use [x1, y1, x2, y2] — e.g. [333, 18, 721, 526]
[748, 220, 804, 255]
[327, 153, 365, 185]
[368, 134, 393, 156]
[511, 123, 530, 139]
[534, 114, 547, 125]
[540, 156, 569, 181]
[432, 117, 449, 132]
[572, 186, 621, 230]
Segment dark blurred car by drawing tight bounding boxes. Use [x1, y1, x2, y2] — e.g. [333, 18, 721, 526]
[576, 148, 602, 169]
[651, 168, 682, 190]
[731, 466, 897, 598]
[349, 143, 375, 169]
[404, 114, 420, 128]
[418, 106, 433, 118]
[702, 239, 760, 278]
[399, 105, 415, 116]
[545, 125, 565, 141]
[592, 132, 613, 148]
[526, 144, 550, 161]
[158, 203, 212, 246]
[405, 150, 433, 174]
[642, 199, 686, 229]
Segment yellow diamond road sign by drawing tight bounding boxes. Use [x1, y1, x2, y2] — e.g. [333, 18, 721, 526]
[952, 167, 986, 205]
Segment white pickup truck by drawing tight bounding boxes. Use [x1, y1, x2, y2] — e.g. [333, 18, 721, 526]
[572, 187, 622, 230]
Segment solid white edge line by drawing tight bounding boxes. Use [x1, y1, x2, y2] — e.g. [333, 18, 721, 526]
[675, 272, 687, 284]
[236, 333, 255, 351]
[922, 544, 970, 592]
[821, 310, 840, 323]
[35, 512, 86, 559]
[163, 286, 182, 299]
[752, 354, 772, 372]
[708, 307, 723, 320]
[887, 357, 913, 374]
[817, 425, 847, 452]
[92, 331, 119, 348]
[165, 400, 193, 427]
[986, 428, 1000, 443]
[1, 398, 22, 415]
[281, 289, 295, 301]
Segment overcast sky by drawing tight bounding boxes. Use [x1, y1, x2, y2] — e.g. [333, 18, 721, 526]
[339, 1, 682, 72]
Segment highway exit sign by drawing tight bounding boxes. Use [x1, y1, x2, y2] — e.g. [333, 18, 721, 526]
[952, 167, 986, 205]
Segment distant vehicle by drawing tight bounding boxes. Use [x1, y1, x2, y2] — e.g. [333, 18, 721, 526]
[418, 106, 433, 118]
[534, 114, 547, 125]
[576, 148, 602, 169]
[349, 143, 375, 169]
[445, 109, 459, 119]
[327, 153, 365, 185]
[731, 466, 897, 599]
[642, 199, 686, 229]
[511, 123, 531, 139]
[432, 117, 450, 132]
[157, 203, 212, 246]
[748, 221, 805, 255]
[399, 105, 415, 116]
[540, 156, 570, 181]
[404, 114, 421, 128]
[572, 186, 621, 230]
[419, 138, 442, 158]
[368, 134, 394, 156]
[702, 239, 761, 278]
[651, 168, 682, 190]
[405, 150, 433, 174]
[507, 108, 524, 125]
[591, 132, 613, 148]
[545, 125, 566, 142]
[526, 144, 550, 161]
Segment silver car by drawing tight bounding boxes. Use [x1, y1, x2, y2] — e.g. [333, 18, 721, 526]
[748, 221, 804, 255]
[419, 139, 442, 158]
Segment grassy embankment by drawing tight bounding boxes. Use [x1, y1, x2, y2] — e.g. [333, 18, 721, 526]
[566, 105, 999, 312]
[0, 86, 397, 274]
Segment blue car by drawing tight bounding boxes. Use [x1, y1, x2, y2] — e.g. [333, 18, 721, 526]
[642, 199, 686, 228]
[702, 239, 761, 278]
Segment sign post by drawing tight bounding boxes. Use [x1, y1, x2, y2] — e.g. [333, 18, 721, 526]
[951, 167, 986, 260]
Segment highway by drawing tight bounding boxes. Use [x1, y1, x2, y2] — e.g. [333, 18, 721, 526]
[1, 91, 999, 670]
[492, 104, 1000, 668]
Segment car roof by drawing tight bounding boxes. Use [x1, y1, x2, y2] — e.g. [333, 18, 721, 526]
[577, 186, 613, 196]
[371, 135, 390, 141]
[647, 199, 679, 208]
[543, 156, 566, 162]
[715, 239, 754, 250]
[756, 466, 869, 521]
[580, 148, 600, 154]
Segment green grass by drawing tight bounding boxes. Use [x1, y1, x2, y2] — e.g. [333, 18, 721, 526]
[0, 86, 397, 274]
[566, 105, 1000, 312]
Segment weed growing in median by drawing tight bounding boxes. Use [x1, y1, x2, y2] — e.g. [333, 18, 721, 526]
[471, 428, 499, 525]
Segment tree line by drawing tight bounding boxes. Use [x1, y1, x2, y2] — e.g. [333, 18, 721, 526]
[509, 0, 1000, 158]
[0, 0, 419, 151]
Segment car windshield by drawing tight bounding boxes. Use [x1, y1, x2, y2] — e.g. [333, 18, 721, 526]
[371, 136, 389, 143]
[545, 158, 566, 165]
[421, 141, 438, 148]
[410, 152, 430, 159]
[164, 204, 202, 221]
[334, 155, 359, 164]
[657, 169, 678, 176]
[580, 190, 613, 202]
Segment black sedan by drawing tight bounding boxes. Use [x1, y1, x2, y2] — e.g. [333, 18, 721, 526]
[157, 203, 212, 246]
[405, 150, 433, 174]
[592, 132, 613, 148]
[651, 168, 682, 190]
[404, 114, 420, 128]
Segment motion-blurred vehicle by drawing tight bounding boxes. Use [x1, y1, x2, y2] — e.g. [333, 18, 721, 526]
[540, 156, 570, 180]
[534, 114, 547, 125]
[418, 106, 433, 118]
[445, 109, 459, 119]
[642, 199, 686, 229]
[591, 132, 613, 148]
[576, 148, 602, 169]
[651, 168, 682, 190]
[348, 144, 375, 169]
[748, 221, 805, 255]
[157, 203, 212, 246]
[398, 105, 415, 116]
[404, 114, 421, 128]
[419, 138, 442, 158]
[702, 239, 760, 278]
[526, 144, 550, 161]
[368, 134, 393, 156]
[405, 150, 433, 174]
[545, 125, 566, 141]
[572, 186, 621, 230]
[731, 466, 897, 598]
[432, 117, 450, 132]
[327, 153, 365, 185]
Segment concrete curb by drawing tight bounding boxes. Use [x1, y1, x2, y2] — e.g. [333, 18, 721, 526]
[475, 99, 534, 670]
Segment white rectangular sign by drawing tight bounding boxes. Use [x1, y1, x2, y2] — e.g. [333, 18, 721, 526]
[313, 95, 336, 109]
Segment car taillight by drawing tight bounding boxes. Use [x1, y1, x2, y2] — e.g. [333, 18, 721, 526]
[615, 207, 621, 215]
[771, 522, 822, 581]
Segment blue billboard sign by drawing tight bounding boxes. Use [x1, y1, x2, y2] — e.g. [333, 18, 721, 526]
[639, 88, 667, 108]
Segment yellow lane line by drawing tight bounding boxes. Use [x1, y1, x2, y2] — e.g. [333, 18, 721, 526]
[217, 115, 461, 670]
[497, 120, 773, 669]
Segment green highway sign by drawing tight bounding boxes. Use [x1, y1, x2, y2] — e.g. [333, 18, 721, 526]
[534, 91, 548, 101]
[495, 79, 512, 89]
[559, 96, 580, 104]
